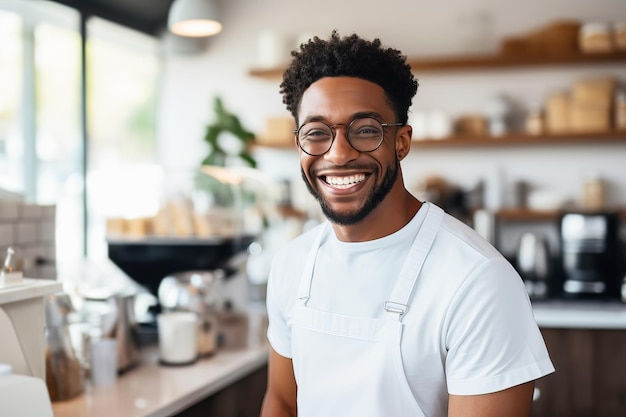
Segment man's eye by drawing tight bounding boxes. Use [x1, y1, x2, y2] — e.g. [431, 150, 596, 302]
[352, 126, 381, 137]
[304, 130, 331, 139]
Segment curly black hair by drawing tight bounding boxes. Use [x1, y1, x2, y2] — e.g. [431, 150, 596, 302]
[280, 31, 418, 125]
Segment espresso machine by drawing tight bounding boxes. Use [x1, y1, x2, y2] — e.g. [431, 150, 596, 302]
[559, 211, 621, 299]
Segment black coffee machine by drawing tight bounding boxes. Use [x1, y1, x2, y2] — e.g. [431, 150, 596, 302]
[558, 211, 622, 299]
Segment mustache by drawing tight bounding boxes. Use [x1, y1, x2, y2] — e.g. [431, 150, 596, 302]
[310, 163, 376, 175]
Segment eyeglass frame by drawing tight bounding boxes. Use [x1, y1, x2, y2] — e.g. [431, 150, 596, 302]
[293, 116, 405, 156]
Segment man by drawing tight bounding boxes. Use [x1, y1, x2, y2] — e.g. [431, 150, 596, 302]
[261, 32, 554, 417]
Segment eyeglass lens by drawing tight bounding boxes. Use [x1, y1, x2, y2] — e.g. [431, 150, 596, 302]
[297, 117, 385, 155]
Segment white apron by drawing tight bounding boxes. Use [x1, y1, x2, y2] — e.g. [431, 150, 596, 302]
[291, 202, 443, 417]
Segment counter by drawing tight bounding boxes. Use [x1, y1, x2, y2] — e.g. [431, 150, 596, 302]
[52, 345, 268, 417]
[533, 299, 626, 329]
[50, 299, 626, 416]
[52, 306, 269, 417]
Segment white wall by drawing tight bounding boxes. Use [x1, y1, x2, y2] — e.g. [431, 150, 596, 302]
[156, 0, 626, 220]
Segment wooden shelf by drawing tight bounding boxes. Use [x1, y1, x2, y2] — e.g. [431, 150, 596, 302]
[410, 131, 626, 149]
[248, 67, 286, 79]
[251, 131, 626, 150]
[250, 141, 295, 150]
[405, 50, 626, 72]
[248, 50, 626, 79]
[496, 208, 561, 221]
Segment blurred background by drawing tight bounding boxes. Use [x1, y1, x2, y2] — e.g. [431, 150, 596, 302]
[1, 1, 626, 416]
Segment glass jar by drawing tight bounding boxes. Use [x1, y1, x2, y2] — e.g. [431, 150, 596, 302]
[581, 174, 606, 211]
[525, 109, 544, 135]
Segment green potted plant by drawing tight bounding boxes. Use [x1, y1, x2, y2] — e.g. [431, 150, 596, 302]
[194, 97, 259, 225]
[202, 96, 256, 168]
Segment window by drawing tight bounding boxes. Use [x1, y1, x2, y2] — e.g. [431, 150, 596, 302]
[86, 17, 160, 258]
[0, 9, 23, 194]
[35, 16, 83, 259]
[0, 0, 161, 263]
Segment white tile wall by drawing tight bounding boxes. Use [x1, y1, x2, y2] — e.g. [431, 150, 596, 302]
[39, 221, 56, 243]
[0, 224, 14, 247]
[21, 204, 42, 220]
[0, 201, 57, 280]
[40, 205, 56, 221]
[0, 202, 19, 221]
[16, 222, 38, 245]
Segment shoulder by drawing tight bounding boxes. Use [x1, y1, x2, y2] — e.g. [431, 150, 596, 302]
[267, 222, 325, 294]
[271, 222, 325, 271]
[437, 211, 502, 261]
[436, 211, 522, 288]
[416, 207, 525, 309]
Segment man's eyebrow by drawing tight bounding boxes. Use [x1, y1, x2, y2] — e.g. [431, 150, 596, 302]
[300, 112, 386, 125]
[352, 111, 385, 121]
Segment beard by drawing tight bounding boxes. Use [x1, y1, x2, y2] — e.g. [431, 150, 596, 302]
[301, 157, 400, 226]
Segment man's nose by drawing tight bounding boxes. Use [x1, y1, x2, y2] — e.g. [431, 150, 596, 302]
[324, 128, 359, 164]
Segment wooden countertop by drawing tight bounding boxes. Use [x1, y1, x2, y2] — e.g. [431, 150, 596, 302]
[52, 307, 269, 417]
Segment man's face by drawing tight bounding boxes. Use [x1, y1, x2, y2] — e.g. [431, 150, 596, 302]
[297, 77, 407, 226]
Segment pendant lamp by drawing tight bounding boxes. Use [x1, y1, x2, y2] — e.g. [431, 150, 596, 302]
[167, 0, 223, 37]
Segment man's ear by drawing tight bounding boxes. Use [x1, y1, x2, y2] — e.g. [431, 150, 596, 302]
[396, 125, 413, 161]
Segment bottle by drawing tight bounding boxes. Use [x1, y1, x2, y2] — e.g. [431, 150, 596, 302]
[44, 293, 84, 401]
[615, 89, 626, 131]
[0, 247, 22, 286]
[581, 173, 605, 211]
[525, 103, 544, 136]
[1, 247, 15, 273]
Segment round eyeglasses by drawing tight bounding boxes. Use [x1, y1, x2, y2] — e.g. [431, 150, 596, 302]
[294, 117, 404, 156]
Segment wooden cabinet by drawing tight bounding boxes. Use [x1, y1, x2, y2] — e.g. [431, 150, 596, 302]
[175, 365, 268, 417]
[532, 328, 626, 417]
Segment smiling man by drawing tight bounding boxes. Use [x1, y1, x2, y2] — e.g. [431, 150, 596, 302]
[260, 32, 554, 417]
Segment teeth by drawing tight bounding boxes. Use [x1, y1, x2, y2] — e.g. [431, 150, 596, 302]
[325, 174, 366, 188]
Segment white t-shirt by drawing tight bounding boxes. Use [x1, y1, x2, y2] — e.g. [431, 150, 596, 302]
[266, 203, 554, 417]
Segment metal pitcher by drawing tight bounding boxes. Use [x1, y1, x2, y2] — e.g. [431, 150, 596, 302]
[104, 289, 141, 372]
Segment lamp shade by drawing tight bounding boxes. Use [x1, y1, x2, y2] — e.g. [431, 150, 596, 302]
[167, 0, 223, 37]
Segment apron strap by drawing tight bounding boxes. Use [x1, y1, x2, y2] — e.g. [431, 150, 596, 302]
[385, 203, 444, 320]
[296, 222, 329, 304]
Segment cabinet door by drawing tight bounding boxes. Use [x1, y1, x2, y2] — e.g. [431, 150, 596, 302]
[176, 365, 268, 417]
[532, 329, 626, 417]
[594, 330, 626, 417]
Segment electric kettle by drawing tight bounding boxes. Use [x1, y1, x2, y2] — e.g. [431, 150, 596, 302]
[516, 232, 552, 299]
